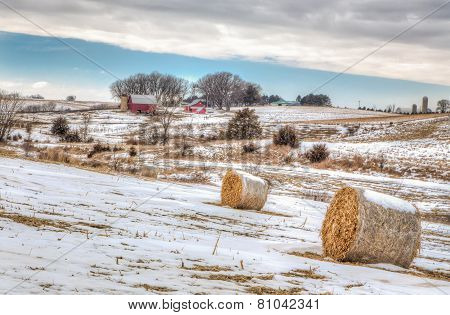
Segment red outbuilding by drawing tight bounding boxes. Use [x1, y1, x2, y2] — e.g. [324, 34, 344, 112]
[127, 94, 158, 114]
[184, 99, 207, 114]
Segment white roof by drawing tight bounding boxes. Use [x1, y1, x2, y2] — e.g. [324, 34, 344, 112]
[188, 99, 205, 106]
[130, 94, 157, 104]
[395, 107, 413, 114]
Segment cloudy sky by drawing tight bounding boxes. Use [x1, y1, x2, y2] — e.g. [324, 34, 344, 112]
[0, 0, 449, 107]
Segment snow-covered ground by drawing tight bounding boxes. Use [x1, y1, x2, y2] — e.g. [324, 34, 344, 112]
[13, 104, 406, 152]
[0, 158, 448, 294]
[239, 105, 394, 123]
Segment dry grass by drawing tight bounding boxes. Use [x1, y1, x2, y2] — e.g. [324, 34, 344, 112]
[369, 118, 445, 142]
[158, 167, 211, 184]
[0, 146, 19, 158]
[246, 286, 304, 295]
[409, 266, 450, 282]
[288, 251, 325, 261]
[192, 273, 274, 283]
[38, 147, 76, 164]
[281, 268, 327, 280]
[182, 264, 232, 272]
[0, 211, 72, 230]
[77, 221, 111, 229]
[287, 251, 449, 283]
[420, 212, 450, 225]
[192, 274, 251, 283]
[140, 166, 158, 178]
[302, 189, 331, 203]
[345, 283, 365, 290]
[314, 154, 401, 177]
[203, 201, 291, 217]
[133, 284, 174, 292]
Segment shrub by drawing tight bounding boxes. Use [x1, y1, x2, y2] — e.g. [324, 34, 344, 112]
[226, 108, 262, 140]
[242, 142, 261, 154]
[174, 137, 194, 157]
[129, 146, 137, 157]
[25, 122, 33, 135]
[205, 128, 227, 141]
[50, 116, 69, 137]
[87, 143, 110, 158]
[45, 101, 57, 111]
[273, 125, 299, 148]
[147, 126, 160, 145]
[138, 124, 160, 145]
[22, 102, 56, 112]
[305, 143, 330, 163]
[346, 125, 360, 136]
[126, 137, 138, 145]
[63, 130, 81, 143]
[22, 141, 35, 156]
[282, 150, 298, 164]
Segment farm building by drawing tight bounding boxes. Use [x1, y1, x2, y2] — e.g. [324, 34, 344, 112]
[184, 99, 207, 114]
[120, 94, 158, 114]
[395, 107, 413, 114]
[271, 100, 301, 106]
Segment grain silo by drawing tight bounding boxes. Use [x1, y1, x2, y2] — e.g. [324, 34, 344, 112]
[422, 96, 428, 113]
[412, 104, 417, 114]
[120, 95, 128, 111]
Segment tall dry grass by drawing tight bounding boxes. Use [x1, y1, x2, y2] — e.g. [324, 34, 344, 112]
[38, 147, 75, 164]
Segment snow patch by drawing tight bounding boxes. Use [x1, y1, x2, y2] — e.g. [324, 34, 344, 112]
[363, 189, 417, 213]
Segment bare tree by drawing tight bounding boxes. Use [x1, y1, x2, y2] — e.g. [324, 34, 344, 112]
[0, 91, 23, 142]
[80, 112, 92, 142]
[156, 75, 189, 145]
[195, 72, 247, 111]
[110, 72, 166, 99]
[22, 121, 34, 157]
[386, 104, 397, 113]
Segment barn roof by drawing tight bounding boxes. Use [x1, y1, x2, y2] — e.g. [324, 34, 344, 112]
[188, 99, 205, 106]
[130, 94, 157, 104]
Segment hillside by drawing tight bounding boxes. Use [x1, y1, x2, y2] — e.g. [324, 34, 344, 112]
[0, 157, 448, 294]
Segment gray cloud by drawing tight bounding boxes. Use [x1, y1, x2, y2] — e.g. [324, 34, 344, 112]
[1, 0, 449, 85]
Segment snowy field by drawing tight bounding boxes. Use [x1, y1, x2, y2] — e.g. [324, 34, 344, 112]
[17, 105, 394, 143]
[2, 103, 448, 294]
[243, 105, 394, 123]
[0, 158, 448, 294]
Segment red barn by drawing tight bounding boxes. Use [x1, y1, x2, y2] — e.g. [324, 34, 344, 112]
[128, 94, 158, 114]
[184, 99, 207, 114]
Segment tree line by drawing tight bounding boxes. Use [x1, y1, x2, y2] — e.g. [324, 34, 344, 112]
[110, 71, 334, 110]
[110, 71, 263, 111]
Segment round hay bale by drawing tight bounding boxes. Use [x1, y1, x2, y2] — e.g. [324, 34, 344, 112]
[321, 186, 421, 268]
[221, 169, 269, 210]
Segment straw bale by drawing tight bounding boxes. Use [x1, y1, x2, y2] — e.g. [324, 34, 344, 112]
[321, 186, 421, 268]
[221, 169, 269, 210]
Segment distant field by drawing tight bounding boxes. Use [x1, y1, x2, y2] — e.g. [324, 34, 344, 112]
[300, 113, 448, 124]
